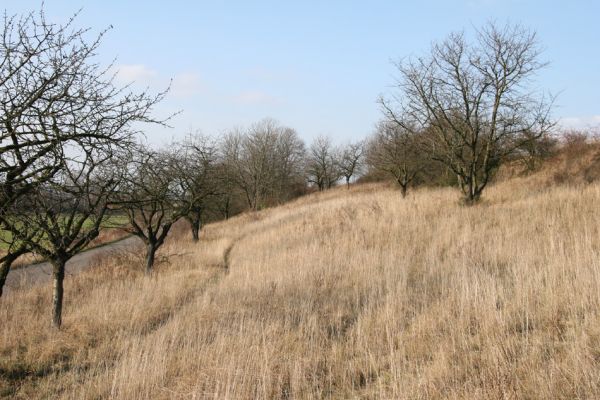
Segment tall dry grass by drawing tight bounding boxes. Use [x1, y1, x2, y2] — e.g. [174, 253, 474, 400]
[2, 177, 600, 399]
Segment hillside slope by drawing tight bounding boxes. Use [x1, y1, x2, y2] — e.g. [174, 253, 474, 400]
[2, 178, 600, 399]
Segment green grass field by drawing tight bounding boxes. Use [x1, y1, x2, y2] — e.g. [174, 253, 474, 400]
[0, 214, 129, 251]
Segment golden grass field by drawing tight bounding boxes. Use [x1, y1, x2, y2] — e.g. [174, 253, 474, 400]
[2, 163, 600, 398]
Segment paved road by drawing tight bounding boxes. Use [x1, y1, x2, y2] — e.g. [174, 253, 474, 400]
[3, 236, 141, 294]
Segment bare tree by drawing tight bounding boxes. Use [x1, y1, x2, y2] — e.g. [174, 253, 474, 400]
[272, 126, 307, 201]
[173, 133, 220, 242]
[337, 141, 364, 189]
[0, 151, 120, 327]
[367, 122, 424, 197]
[222, 128, 258, 209]
[0, 8, 169, 292]
[116, 147, 185, 273]
[381, 22, 554, 204]
[223, 119, 305, 210]
[211, 159, 243, 220]
[306, 135, 341, 191]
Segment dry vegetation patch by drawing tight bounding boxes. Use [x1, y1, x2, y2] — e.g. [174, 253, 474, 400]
[2, 180, 600, 399]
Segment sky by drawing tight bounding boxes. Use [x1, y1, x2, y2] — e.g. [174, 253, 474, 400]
[3, 1, 600, 145]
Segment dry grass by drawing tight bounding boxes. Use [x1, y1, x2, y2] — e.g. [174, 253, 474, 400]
[2, 176, 600, 399]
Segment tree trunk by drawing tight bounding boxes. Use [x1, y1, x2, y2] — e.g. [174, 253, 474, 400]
[187, 213, 201, 242]
[52, 258, 66, 328]
[346, 177, 350, 189]
[400, 184, 408, 198]
[398, 176, 408, 198]
[464, 180, 480, 205]
[145, 242, 156, 274]
[191, 222, 200, 242]
[458, 174, 479, 205]
[467, 190, 481, 205]
[224, 197, 230, 220]
[0, 252, 21, 298]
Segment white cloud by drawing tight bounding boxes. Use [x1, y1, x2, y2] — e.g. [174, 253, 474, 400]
[233, 90, 280, 106]
[114, 64, 159, 85]
[559, 115, 600, 130]
[113, 65, 206, 100]
[244, 67, 294, 82]
[171, 72, 205, 98]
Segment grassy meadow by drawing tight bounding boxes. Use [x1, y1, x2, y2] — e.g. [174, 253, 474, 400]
[2, 167, 600, 398]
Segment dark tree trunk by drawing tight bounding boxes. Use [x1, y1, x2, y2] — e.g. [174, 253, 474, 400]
[463, 177, 481, 205]
[187, 213, 201, 242]
[145, 242, 156, 274]
[346, 177, 350, 189]
[224, 197, 230, 220]
[464, 191, 481, 206]
[400, 184, 408, 198]
[0, 252, 21, 298]
[398, 176, 408, 198]
[458, 174, 479, 205]
[191, 223, 200, 242]
[52, 258, 66, 328]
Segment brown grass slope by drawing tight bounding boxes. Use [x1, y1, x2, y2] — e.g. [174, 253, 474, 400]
[2, 157, 600, 398]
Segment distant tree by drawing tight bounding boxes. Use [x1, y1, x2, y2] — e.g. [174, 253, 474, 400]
[211, 159, 243, 220]
[337, 141, 365, 189]
[173, 133, 220, 242]
[381, 22, 554, 204]
[116, 147, 185, 274]
[518, 130, 557, 171]
[223, 119, 305, 210]
[306, 136, 341, 191]
[367, 122, 424, 197]
[222, 128, 260, 210]
[271, 126, 307, 201]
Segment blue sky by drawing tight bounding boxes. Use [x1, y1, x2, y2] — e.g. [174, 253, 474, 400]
[4, 1, 600, 145]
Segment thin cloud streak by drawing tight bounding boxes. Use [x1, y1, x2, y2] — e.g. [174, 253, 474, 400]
[559, 115, 600, 130]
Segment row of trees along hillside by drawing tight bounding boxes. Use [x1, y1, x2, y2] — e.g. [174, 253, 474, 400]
[0, 9, 367, 327]
[0, 9, 170, 327]
[0, 9, 561, 328]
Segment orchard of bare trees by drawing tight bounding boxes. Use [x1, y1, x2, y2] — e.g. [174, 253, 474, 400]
[0, 9, 170, 325]
[0, 7, 565, 329]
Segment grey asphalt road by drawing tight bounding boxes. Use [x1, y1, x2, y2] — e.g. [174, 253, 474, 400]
[3, 236, 142, 295]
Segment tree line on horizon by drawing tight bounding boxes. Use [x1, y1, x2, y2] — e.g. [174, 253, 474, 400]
[0, 7, 581, 327]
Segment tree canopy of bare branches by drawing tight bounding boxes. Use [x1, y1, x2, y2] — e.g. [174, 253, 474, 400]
[337, 141, 364, 189]
[367, 122, 424, 197]
[223, 119, 305, 210]
[115, 146, 186, 274]
[381, 22, 554, 203]
[0, 9, 169, 214]
[173, 133, 220, 241]
[306, 135, 341, 191]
